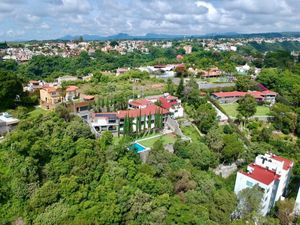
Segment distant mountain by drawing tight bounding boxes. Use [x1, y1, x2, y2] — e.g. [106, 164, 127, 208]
[57, 32, 300, 41]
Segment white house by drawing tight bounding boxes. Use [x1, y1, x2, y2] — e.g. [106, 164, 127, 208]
[65, 86, 79, 101]
[234, 153, 293, 216]
[57, 75, 78, 85]
[159, 93, 184, 118]
[294, 187, 300, 215]
[236, 64, 250, 74]
[0, 113, 19, 136]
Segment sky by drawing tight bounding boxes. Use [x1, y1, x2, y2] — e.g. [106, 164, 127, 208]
[0, 0, 300, 41]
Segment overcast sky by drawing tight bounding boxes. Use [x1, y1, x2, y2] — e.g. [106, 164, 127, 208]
[1, 0, 300, 41]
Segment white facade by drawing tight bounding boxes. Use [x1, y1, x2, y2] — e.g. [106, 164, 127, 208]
[0, 113, 19, 136]
[169, 106, 184, 119]
[57, 76, 78, 85]
[294, 187, 300, 214]
[236, 64, 250, 74]
[234, 153, 293, 216]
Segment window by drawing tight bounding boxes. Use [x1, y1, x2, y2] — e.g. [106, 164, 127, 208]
[246, 181, 254, 187]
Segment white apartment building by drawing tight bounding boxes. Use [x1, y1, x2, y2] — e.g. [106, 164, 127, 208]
[234, 153, 293, 216]
[294, 187, 300, 214]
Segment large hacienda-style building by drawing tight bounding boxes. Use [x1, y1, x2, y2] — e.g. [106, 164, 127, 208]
[212, 90, 278, 104]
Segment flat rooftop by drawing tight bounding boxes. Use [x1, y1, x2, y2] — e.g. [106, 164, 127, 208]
[0, 113, 19, 125]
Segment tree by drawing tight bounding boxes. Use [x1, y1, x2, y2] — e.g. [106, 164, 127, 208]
[236, 76, 256, 92]
[0, 70, 23, 110]
[235, 185, 263, 222]
[165, 78, 174, 95]
[271, 103, 297, 134]
[175, 142, 218, 170]
[222, 134, 244, 162]
[237, 95, 257, 125]
[276, 199, 295, 225]
[184, 77, 201, 106]
[206, 127, 224, 152]
[55, 104, 72, 122]
[99, 131, 113, 149]
[192, 103, 217, 133]
[176, 76, 184, 98]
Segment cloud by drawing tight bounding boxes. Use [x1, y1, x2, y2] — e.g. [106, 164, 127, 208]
[0, 0, 299, 41]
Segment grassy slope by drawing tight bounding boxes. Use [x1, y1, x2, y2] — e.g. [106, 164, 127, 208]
[220, 103, 270, 117]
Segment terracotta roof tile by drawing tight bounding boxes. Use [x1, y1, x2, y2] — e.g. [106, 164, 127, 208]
[240, 164, 280, 185]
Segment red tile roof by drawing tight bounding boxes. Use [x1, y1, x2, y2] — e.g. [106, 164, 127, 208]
[261, 90, 277, 96]
[271, 155, 293, 171]
[29, 80, 39, 84]
[159, 96, 179, 110]
[66, 86, 79, 92]
[176, 54, 184, 60]
[240, 164, 280, 185]
[43, 87, 57, 93]
[213, 90, 277, 99]
[83, 95, 95, 101]
[117, 105, 169, 119]
[213, 91, 263, 99]
[176, 63, 185, 68]
[129, 99, 153, 108]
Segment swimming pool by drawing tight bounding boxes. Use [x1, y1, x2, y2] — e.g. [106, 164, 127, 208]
[130, 142, 149, 153]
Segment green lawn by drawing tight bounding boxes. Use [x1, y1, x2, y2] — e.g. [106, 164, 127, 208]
[220, 103, 270, 118]
[138, 133, 177, 148]
[181, 125, 203, 143]
[27, 107, 47, 118]
[199, 77, 231, 83]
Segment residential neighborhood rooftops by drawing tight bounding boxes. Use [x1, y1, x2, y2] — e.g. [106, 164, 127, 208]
[240, 163, 280, 185]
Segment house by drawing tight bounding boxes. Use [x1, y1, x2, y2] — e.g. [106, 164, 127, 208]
[0, 112, 19, 136]
[234, 153, 293, 216]
[176, 54, 184, 60]
[201, 67, 223, 78]
[128, 99, 153, 109]
[90, 113, 120, 133]
[159, 93, 184, 118]
[212, 90, 277, 104]
[293, 186, 300, 215]
[81, 73, 93, 81]
[117, 105, 169, 133]
[65, 86, 80, 101]
[90, 105, 169, 134]
[40, 87, 62, 110]
[66, 95, 95, 120]
[236, 64, 251, 74]
[116, 68, 129, 76]
[183, 45, 192, 54]
[57, 75, 78, 85]
[25, 80, 45, 92]
[136, 93, 184, 118]
[40, 85, 89, 112]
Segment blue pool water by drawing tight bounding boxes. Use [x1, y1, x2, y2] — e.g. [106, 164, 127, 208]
[131, 143, 146, 153]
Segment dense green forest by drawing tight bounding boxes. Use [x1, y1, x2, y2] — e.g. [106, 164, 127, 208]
[0, 111, 237, 224]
